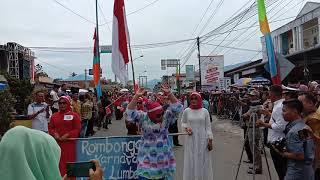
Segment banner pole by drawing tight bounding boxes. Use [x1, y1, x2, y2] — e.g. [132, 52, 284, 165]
[68, 133, 189, 140]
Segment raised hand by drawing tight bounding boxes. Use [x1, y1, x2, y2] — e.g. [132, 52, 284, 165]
[161, 84, 171, 95]
[136, 88, 146, 98]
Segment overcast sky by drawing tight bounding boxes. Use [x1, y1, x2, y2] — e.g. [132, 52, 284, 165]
[1, 0, 317, 80]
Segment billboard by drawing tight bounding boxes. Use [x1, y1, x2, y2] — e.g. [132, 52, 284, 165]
[185, 65, 194, 81]
[200, 56, 224, 88]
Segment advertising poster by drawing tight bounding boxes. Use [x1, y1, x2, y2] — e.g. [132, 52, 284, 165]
[200, 56, 224, 89]
[185, 65, 194, 81]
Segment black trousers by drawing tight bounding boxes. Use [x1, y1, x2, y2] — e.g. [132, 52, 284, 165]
[115, 109, 123, 120]
[315, 168, 320, 180]
[86, 119, 94, 136]
[168, 122, 179, 145]
[244, 127, 253, 162]
[270, 146, 287, 180]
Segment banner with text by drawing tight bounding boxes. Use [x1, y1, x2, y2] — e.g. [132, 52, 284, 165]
[200, 56, 224, 89]
[185, 65, 195, 81]
[76, 136, 173, 180]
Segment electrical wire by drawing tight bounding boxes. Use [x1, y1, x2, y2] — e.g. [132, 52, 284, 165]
[178, 0, 255, 70]
[222, 0, 305, 56]
[51, 0, 95, 24]
[98, 1, 112, 33]
[197, 0, 225, 36]
[99, 0, 162, 26]
[219, 0, 287, 55]
[36, 58, 73, 75]
[202, 43, 261, 52]
[175, 0, 215, 60]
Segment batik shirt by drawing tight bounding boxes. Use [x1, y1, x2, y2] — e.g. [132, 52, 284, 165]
[126, 102, 183, 179]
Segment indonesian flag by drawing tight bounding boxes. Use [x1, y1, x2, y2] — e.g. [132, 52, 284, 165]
[112, 0, 130, 84]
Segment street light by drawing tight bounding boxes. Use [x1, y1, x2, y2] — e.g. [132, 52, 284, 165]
[133, 55, 144, 62]
[138, 70, 147, 87]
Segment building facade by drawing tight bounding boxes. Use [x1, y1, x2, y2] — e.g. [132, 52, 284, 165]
[261, 2, 320, 81]
[0, 42, 35, 80]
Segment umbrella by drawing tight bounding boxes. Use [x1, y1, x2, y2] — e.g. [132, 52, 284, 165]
[120, 88, 129, 92]
[0, 83, 8, 90]
[79, 89, 89, 93]
[249, 77, 270, 85]
[235, 78, 252, 87]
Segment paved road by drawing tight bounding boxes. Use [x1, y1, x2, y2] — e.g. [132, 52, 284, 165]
[94, 115, 278, 180]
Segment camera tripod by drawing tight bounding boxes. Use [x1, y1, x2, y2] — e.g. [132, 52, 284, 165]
[234, 110, 272, 180]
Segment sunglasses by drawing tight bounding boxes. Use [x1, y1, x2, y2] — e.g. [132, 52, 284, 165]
[58, 101, 67, 105]
[137, 102, 142, 104]
[190, 98, 198, 100]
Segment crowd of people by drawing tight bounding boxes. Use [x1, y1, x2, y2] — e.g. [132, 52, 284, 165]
[0, 83, 215, 180]
[209, 81, 320, 180]
[3, 79, 320, 179]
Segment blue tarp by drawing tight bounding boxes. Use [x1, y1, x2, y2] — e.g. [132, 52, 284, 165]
[0, 83, 8, 90]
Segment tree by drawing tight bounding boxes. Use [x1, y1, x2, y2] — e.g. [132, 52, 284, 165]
[70, 72, 77, 77]
[4, 73, 34, 114]
[35, 64, 48, 78]
[0, 89, 15, 135]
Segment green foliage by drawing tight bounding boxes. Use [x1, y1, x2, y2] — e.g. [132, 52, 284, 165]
[4, 74, 34, 114]
[0, 89, 15, 134]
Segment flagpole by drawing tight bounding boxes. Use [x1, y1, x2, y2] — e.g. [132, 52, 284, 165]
[128, 42, 136, 91]
[95, 0, 100, 64]
[95, 0, 101, 100]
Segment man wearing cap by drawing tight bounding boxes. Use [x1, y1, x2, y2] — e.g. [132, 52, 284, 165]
[243, 90, 263, 174]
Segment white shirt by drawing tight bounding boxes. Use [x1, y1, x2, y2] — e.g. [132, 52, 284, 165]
[267, 99, 288, 143]
[50, 90, 59, 109]
[27, 102, 51, 132]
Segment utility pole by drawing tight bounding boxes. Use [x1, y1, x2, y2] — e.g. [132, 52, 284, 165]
[197, 37, 202, 91]
[129, 43, 136, 91]
[85, 69, 88, 89]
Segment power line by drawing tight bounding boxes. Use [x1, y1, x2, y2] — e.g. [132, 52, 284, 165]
[222, 0, 305, 56]
[200, 0, 277, 40]
[202, 43, 261, 52]
[178, 0, 255, 69]
[97, 1, 112, 33]
[27, 14, 295, 53]
[210, 2, 255, 54]
[197, 0, 225, 36]
[36, 58, 73, 75]
[51, 0, 95, 24]
[100, 0, 162, 26]
[192, 0, 215, 36]
[175, 0, 215, 61]
[219, 0, 287, 55]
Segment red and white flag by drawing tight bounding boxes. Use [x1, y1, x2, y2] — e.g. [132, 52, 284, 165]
[112, 0, 130, 84]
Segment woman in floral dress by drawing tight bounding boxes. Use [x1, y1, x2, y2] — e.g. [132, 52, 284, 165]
[127, 86, 183, 180]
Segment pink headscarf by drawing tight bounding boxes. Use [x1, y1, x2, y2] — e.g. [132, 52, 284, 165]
[59, 96, 72, 113]
[189, 92, 203, 110]
[146, 101, 164, 123]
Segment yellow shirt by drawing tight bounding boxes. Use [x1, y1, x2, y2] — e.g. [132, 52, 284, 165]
[80, 101, 93, 120]
[71, 100, 81, 117]
[305, 111, 320, 168]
